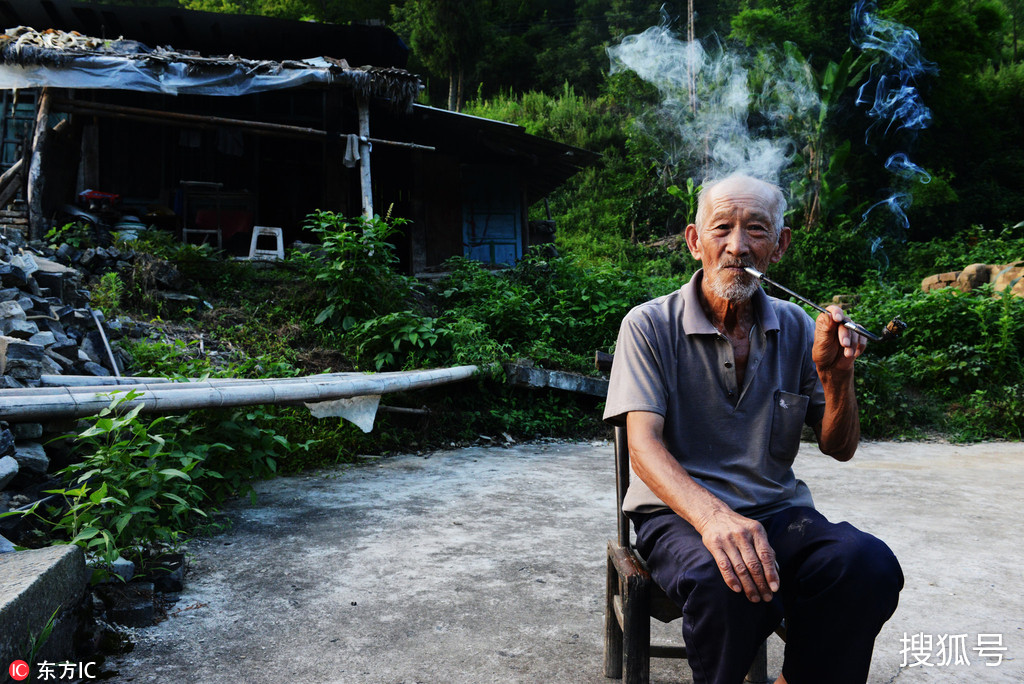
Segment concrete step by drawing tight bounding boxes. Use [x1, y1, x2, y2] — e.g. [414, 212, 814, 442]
[0, 545, 89, 668]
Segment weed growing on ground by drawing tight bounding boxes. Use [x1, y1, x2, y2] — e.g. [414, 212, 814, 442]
[3, 393, 301, 579]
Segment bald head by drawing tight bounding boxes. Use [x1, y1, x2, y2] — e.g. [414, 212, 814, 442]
[695, 174, 786, 239]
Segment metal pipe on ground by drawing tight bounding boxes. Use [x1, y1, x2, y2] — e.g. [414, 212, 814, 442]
[88, 307, 121, 377]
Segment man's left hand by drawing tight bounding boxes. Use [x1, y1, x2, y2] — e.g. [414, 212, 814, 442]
[813, 305, 866, 374]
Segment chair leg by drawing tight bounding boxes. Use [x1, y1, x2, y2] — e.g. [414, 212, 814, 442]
[744, 639, 770, 684]
[605, 555, 624, 678]
[622, 576, 650, 684]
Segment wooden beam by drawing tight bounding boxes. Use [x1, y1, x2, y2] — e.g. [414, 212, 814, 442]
[27, 88, 52, 241]
[51, 97, 434, 152]
[0, 157, 25, 209]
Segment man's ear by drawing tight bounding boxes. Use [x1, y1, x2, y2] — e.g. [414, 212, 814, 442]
[770, 226, 792, 264]
[684, 223, 702, 260]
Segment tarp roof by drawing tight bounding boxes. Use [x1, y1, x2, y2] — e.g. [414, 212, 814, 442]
[0, 27, 421, 108]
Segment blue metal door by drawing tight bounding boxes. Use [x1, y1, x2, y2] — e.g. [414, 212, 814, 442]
[463, 165, 521, 265]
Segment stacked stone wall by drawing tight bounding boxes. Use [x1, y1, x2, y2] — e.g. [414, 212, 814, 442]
[920, 261, 1024, 297]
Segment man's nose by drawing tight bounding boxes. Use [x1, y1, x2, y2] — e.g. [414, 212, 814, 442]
[724, 227, 751, 256]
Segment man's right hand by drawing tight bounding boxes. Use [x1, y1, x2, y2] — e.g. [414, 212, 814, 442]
[626, 411, 781, 603]
[696, 508, 780, 603]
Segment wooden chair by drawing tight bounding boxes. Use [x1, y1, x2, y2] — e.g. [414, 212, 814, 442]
[597, 351, 783, 684]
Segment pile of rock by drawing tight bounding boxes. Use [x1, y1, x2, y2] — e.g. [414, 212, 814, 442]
[0, 229, 165, 527]
[921, 261, 1024, 296]
[0, 244, 133, 376]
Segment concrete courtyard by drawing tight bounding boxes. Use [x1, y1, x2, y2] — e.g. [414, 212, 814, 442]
[106, 439, 1023, 683]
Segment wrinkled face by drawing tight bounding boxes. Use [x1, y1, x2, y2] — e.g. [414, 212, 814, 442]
[685, 177, 790, 303]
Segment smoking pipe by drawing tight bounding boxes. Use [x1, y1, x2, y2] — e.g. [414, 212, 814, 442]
[742, 266, 906, 343]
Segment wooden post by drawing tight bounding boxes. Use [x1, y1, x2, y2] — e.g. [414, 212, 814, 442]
[410, 150, 428, 274]
[27, 88, 52, 241]
[744, 641, 770, 684]
[322, 89, 345, 212]
[77, 119, 99, 194]
[357, 97, 373, 219]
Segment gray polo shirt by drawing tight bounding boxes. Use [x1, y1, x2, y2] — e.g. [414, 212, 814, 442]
[603, 269, 825, 519]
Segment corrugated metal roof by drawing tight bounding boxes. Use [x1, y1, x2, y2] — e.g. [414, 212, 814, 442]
[407, 105, 601, 200]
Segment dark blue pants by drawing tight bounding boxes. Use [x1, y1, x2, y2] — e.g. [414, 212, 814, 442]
[633, 506, 903, 684]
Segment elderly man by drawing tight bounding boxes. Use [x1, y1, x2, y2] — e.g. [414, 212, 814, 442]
[604, 174, 903, 684]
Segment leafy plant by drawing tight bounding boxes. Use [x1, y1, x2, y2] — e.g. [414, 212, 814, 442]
[7, 393, 214, 578]
[90, 271, 125, 313]
[347, 311, 445, 370]
[3, 392, 300, 579]
[45, 221, 93, 250]
[124, 339, 217, 379]
[667, 177, 701, 226]
[294, 212, 416, 328]
[25, 607, 60, 666]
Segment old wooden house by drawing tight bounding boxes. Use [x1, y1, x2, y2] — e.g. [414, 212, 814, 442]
[0, 1, 596, 273]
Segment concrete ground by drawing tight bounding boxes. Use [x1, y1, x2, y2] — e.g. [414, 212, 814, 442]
[106, 440, 1023, 684]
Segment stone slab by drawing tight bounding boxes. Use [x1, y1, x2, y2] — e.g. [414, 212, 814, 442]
[0, 545, 89, 667]
[0, 455, 17, 490]
[12, 442, 48, 475]
[505, 363, 610, 397]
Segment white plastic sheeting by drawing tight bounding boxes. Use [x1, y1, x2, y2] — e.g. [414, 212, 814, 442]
[0, 54, 338, 97]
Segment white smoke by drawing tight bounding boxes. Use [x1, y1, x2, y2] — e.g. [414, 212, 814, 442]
[608, 25, 821, 186]
[851, 0, 937, 253]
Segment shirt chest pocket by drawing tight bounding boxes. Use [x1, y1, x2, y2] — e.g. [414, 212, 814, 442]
[769, 390, 810, 463]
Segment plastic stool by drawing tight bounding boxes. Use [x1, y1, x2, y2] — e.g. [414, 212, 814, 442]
[248, 226, 285, 261]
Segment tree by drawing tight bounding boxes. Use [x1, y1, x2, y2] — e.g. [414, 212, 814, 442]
[1005, 0, 1024, 60]
[179, 0, 394, 22]
[391, 0, 488, 111]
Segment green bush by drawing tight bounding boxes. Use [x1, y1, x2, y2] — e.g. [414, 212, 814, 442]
[91, 271, 125, 313]
[294, 211, 417, 329]
[770, 221, 877, 300]
[347, 310, 445, 370]
[8, 394, 219, 578]
[45, 221, 93, 250]
[4, 393, 300, 579]
[893, 225, 1024, 286]
[433, 251, 677, 372]
[847, 282, 1024, 439]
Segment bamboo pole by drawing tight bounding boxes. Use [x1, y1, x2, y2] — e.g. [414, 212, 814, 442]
[378, 405, 430, 416]
[40, 375, 176, 387]
[28, 372, 368, 395]
[357, 96, 373, 219]
[38, 373, 363, 388]
[51, 98, 435, 152]
[0, 366, 478, 421]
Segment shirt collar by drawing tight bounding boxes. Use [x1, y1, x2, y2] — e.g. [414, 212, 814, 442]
[680, 268, 780, 335]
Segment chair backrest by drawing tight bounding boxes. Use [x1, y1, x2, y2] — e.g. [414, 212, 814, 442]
[596, 350, 632, 548]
